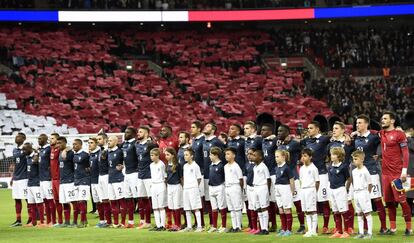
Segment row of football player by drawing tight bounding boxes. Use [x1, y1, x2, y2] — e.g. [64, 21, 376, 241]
[9, 111, 413, 237]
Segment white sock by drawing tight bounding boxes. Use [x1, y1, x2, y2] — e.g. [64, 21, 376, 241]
[230, 211, 236, 229]
[312, 214, 318, 233]
[357, 216, 364, 235]
[306, 215, 312, 233]
[160, 209, 166, 227]
[195, 210, 202, 228]
[366, 214, 373, 235]
[258, 212, 263, 230]
[154, 210, 160, 228]
[128, 220, 134, 225]
[236, 210, 242, 229]
[262, 210, 269, 231]
[186, 211, 192, 229]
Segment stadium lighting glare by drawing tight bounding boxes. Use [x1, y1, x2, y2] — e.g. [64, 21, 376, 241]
[281, 62, 287, 67]
[207, 22, 211, 28]
[92, 22, 95, 26]
[67, 22, 71, 26]
[126, 65, 133, 70]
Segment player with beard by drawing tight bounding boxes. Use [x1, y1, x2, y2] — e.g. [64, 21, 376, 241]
[158, 125, 179, 228]
[122, 127, 139, 228]
[37, 134, 55, 226]
[136, 126, 158, 229]
[261, 124, 278, 232]
[190, 120, 206, 228]
[177, 131, 191, 166]
[277, 125, 305, 234]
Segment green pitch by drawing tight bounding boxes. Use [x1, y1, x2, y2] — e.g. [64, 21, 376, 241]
[0, 189, 411, 243]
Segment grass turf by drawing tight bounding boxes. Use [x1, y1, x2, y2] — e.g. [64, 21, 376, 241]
[0, 189, 411, 243]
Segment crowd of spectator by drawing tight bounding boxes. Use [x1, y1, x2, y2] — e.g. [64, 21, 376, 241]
[1, 0, 412, 9]
[308, 75, 414, 124]
[273, 26, 414, 70]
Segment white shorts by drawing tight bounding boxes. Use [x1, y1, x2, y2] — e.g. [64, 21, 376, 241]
[317, 174, 330, 202]
[124, 173, 139, 198]
[12, 179, 28, 200]
[108, 182, 125, 200]
[225, 185, 243, 211]
[27, 186, 43, 204]
[204, 179, 210, 200]
[254, 185, 269, 210]
[91, 183, 101, 203]
[329, 186, 348, 213]
[347, 184, 354, 200]
[301, 187, 317, 212]
[98, 175, 109, 200]
[269, 175, 276, 202]
[167, 184, 183, 210]
[209, 184, 226, 210]
[292, 180, 301, 202]
[354, 190, 372, 214]
[40, 181, 53, 200]
[59, 183, 75, 204]
[74, 185, 90, 201]
[247, 185, 256, 210]
[275, 184, 293, 209]
[137, 178, 152, 198]
[183, 187, 202, 211]
[370, 174, 382, 199]
[151, 183, 167, 209]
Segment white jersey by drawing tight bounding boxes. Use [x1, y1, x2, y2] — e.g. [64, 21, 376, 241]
[352, 166, 372, 191]
[150, 161, 166, 183]
[253, 162, 270, 186]
[183, 162, 202, 189]
[224, 162, 243, 186]
[299, 163, 320, 189]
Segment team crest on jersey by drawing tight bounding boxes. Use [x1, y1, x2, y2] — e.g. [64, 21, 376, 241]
[341, 144, 345, 148]
[316, 140, 319, 143]
[308, 170, 311, 175]
[286, 146, 290, 150]
[365, 139, 369, 143]
[336, 169, 340, 174]
[215, 168, 218, 171]
[16, 158, 20, 163]
[191, 169, 193, 173]
[114, 154, 117, 158]
[158, 168, 160, 171]
[390, 136, 394, 140]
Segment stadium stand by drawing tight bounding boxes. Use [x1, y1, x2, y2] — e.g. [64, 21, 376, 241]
[309, 75, 414, 125]
[0, 27, 334, 135]
[273, 26, 414, 69]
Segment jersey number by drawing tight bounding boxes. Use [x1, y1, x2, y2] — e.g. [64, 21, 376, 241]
[372, 185, 379, 193]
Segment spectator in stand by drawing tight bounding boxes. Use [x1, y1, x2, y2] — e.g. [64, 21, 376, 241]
[309, 75, 414, 123]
